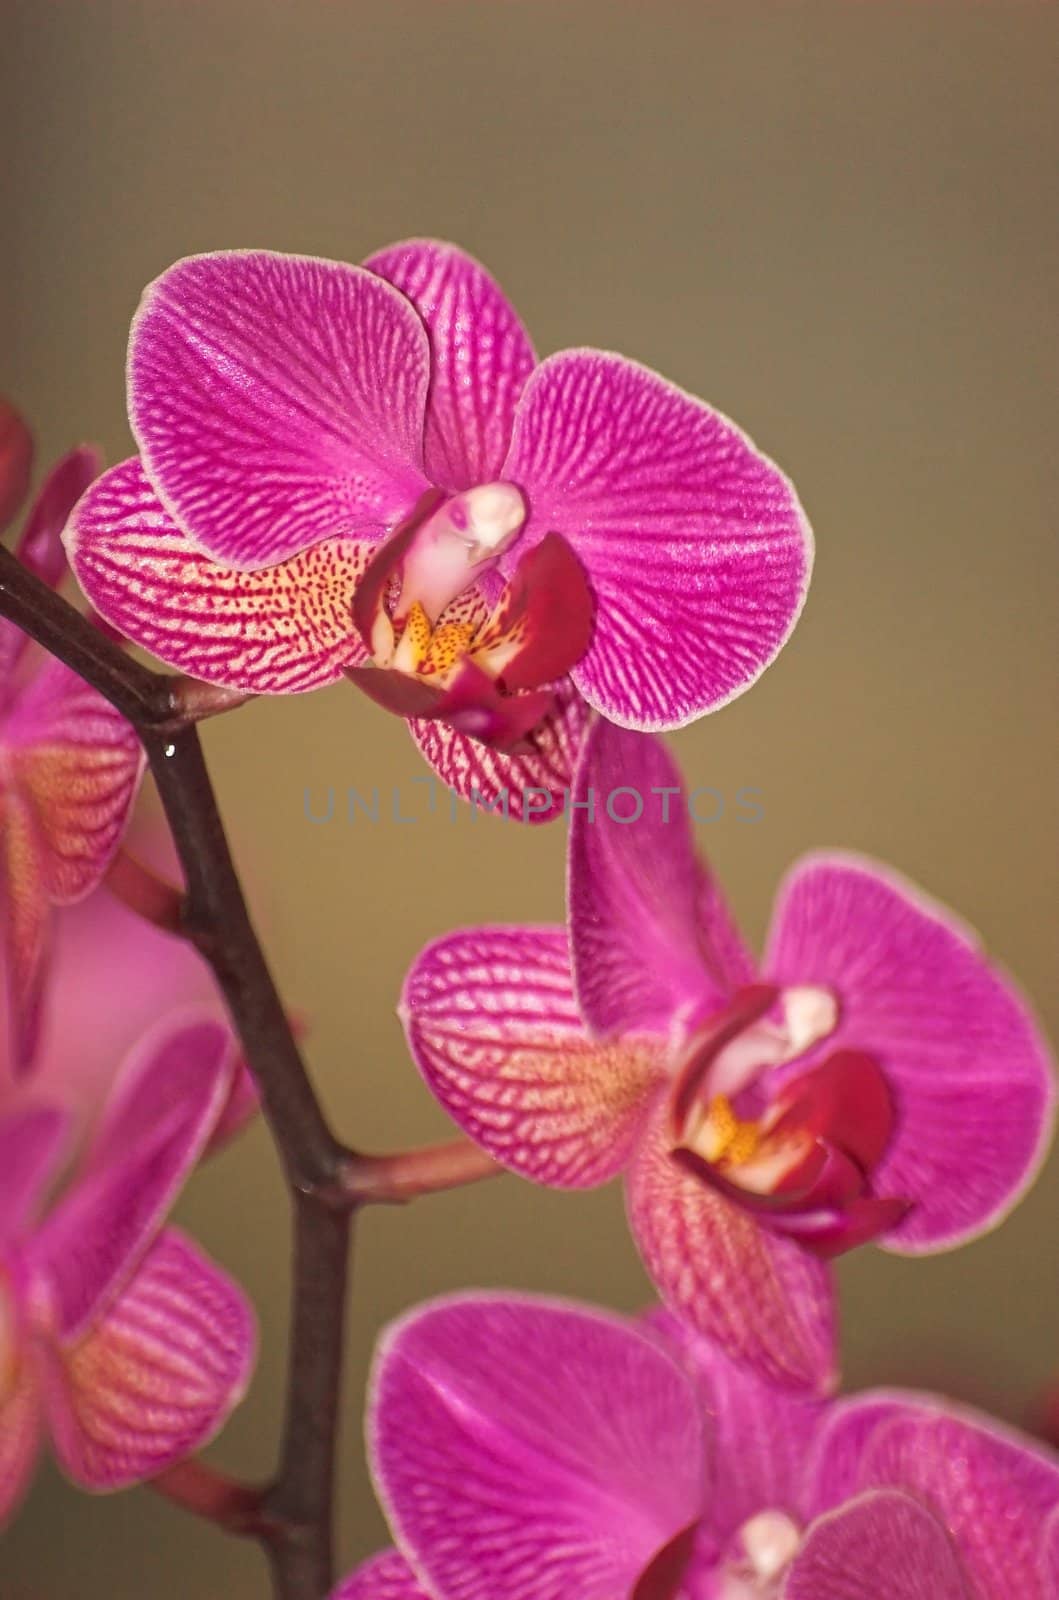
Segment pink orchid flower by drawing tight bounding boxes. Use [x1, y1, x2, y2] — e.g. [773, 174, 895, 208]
[63, 241, 812, 822]
[0, 1014, 255, 1527]
[401, 721, 1055, 1390]
[0, 403, 144, 1070]
[332, 1293, 1059, 1600]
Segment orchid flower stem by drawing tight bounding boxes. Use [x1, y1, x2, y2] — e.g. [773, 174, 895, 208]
[104, 846, 186, 933]
[0, 542, 506, 1600]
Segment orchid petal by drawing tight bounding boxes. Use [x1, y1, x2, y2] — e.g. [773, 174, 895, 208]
[809, 1394, 1059, 1600]
[0, 398, 33, 534]
[332, 1550, 431, 1600]
[0, 445, 102, 682]
[27, 1018, 233, 1339]
[44, 1228, 254, 1490]
[765, 852, 1057, 1251]
[645, 1307, 826, 1541]
[569, 723, 755, 1038]
[401, 926, 661, 1187]
[409, 677, 591, 823]
[1041, 1506, 1059, 1594]
[502, 349, 812, 729]
[369, 1293, 705, 1600]
[0, 1106, 69, 1243]
[0, 789, 51, 1073]
[65, 458, 371, 692]
[785, 1490, 972, 1600]
[128, 251, 431, 569]
[0, 1360, 42, 1530]
[365, 239, 536, 490]
[625, 1100, 837, 1393]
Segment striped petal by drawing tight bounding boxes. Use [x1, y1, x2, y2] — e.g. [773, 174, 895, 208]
[570, 723, 755, 1040]
[27, 1018, 234, 1339]
[365, 240, 536, 491]
[401, 926, 661, 1188]
[408, 678, 591, 824]
[0, 788, 51, 1073]
[502, 350, 812, 730]
[625, 1100, 837, 1393]
[65, 458, 371, 692]
[129, 251, 430, 569]
[786, 1491, 972, 1600]
[332, 1551, 430, 1600]
[44, 1227, 255, 1489]
[765, 853, 1057, 1251]
[368, 1294, 705, 1600]
[0, 1358, 42, 1529]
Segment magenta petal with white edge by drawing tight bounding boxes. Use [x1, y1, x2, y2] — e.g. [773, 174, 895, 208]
[401, 927, 661, 1188]
[626, 1101, 837, 1393]
[27, 1018, 233, 1339]
[65, 459, 371, 692]
[0, 1363, 42, 1529]
[0, 1106, 69, 1243]
[570, 723, 754, 1040]
[809, 1394, 1059, 1600]
[331, 1551, 432, 1600]
[764, 853, 1057, 1251]
[45, 1227, 255, 1490]
[129, 251, 431, 569]
[369, 1294, 705, 1600]
[785, 1490, 972, 1600]
[645, 1307, 825, 1544]
[366, 240, 536, 491]
[502, 350, 812, 729]
[408, 679, 592, 824]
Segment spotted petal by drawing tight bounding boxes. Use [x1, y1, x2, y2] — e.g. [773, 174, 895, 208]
[332, 1551, 431, 1600]
[785, 1490, 972, 1600]
[808, 1393, 1059, 1600]
[625, 1100, 837, 1393]
[765, 853, 1057, 1251]
[128, 251, 431, 569]
[570, 723, 755, 1039]
[502, 350, 812, 729]
[44, 1227, 255, 1489]
[368, 1294, 705, 1600]
[409, 678, 592, 824]
[401, 926, 662, 1188]
[65, 458, 371, 692]
[27, 1018, 234, 1338]
[366, 239, 536, 491]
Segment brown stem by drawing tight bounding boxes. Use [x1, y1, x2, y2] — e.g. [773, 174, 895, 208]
[344, 1138, 502, 1204]
[151, 1459, 269, 1538]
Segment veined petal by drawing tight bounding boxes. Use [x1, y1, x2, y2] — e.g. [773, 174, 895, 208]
[809, 1393, 1059, 1600]
[368, 1294, 705, 1600]
[409, 677, 591, 824]
[129, 251, 431, 569]
[44, 1228, 255, 1489]
[0, 398, 33, 534]
[785, 1490, 972, 1600]
[765, 852, 1057, 1251]
[332, 1551, 431, 1600]
[0, 787, 51, 1073]
[0, 445, 102, 684]
[0, 1358, 42, 1530]
[65, 459, 371, 692]
[401, 926, 661, 1188]
[570, 723, 755, 1039]
[27, 1017, 233, 1339]
[645, 1307, 826, 1542]
[502, 350, 812, 730]
[6, 655, 144, 903]
[625, 1100, 837, 1393]
[365, 239, 536, 491]
[0, 1106, 70, 1243]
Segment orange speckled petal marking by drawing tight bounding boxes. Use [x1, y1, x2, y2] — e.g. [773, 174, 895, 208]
[64, 458, 372, 693]
[45, 1228, 255, 1491]
[401, 925, 664, 1187]
[625, 1099, 837, 1393]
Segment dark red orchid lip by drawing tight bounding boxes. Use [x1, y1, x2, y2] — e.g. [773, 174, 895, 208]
[346, 658, 557, 754]
[631, 1520, 701, 1600]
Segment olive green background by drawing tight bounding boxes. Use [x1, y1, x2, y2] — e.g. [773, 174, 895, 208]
[2, 2, 1057, 1594]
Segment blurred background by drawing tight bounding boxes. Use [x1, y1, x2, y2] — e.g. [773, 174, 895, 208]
[2, 2, 1057, 1594]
